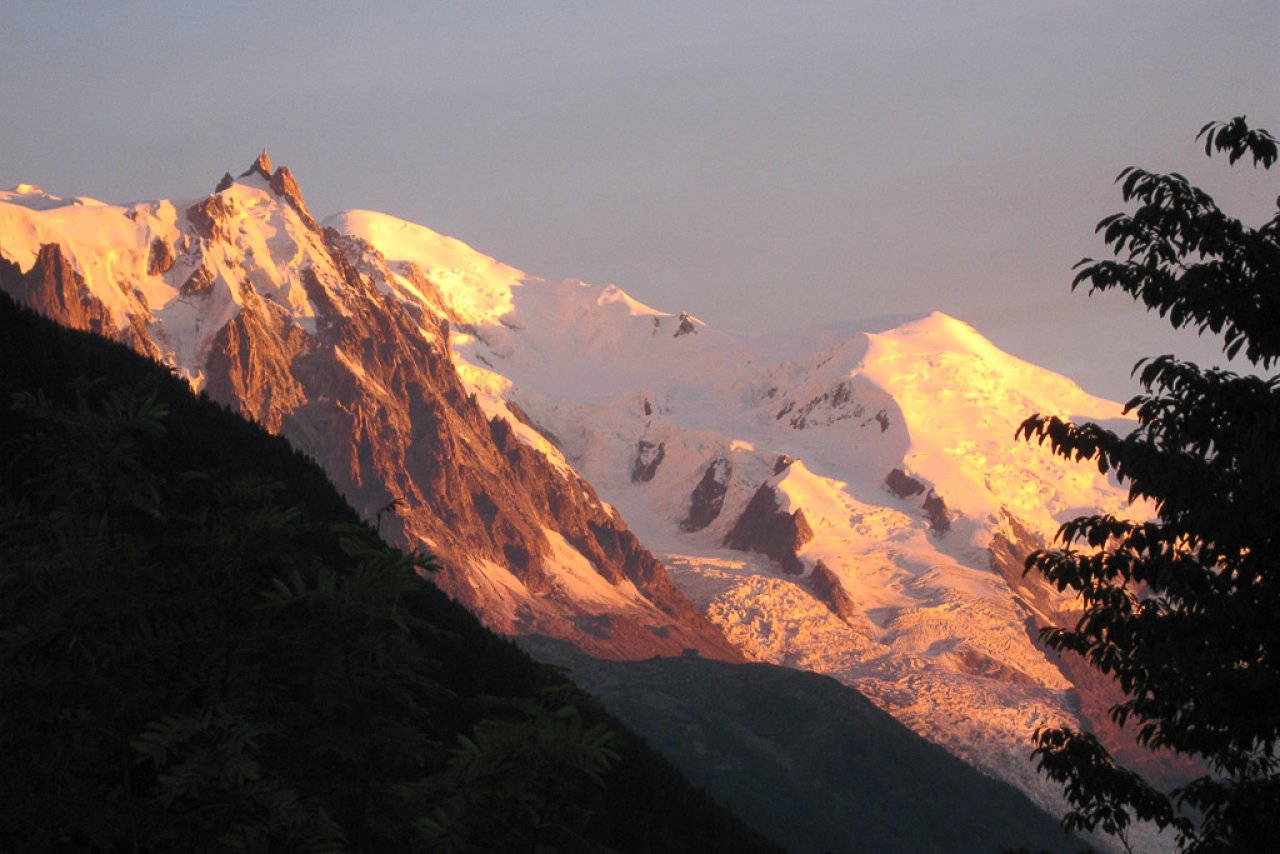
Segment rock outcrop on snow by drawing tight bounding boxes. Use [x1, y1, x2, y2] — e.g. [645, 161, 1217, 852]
[630, 439, 666, 483]
[680, 457, 730, 532]
[674, 311, 697, 337]
[885, 467, 926, 498]
[723, 482, 814, 576]
[922, 489, 950, 533]
[806, 560, 859, 623]
[0, 243, 114, 338]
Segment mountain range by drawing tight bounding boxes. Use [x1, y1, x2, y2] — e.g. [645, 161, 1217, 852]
[0, 154, 1164, 848]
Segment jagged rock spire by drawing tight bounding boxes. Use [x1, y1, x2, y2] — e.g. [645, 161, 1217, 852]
[241, 149, 273, 179]
[674, 311, 698, 337]
[269, 165, 319, 232]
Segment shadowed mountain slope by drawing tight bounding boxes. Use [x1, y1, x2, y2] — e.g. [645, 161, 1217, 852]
[524, 636, 1082, 854]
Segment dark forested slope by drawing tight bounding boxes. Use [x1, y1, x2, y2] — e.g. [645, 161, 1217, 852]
[0, 290, 778, 853]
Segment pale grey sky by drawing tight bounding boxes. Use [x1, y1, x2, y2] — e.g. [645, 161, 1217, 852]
[3, 1, 1277, 399]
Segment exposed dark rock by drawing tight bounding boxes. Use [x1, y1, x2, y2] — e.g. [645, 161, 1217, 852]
[987, 511, 1050, 615]
[674, 311, 697, 337]
[723, 482, 813, 575]
[680, 457, 730, 532]
[471, 490, 499, 526]
[885, 469, 949, 533]
[630, 439, 665, 483]
[203, 283, 311, 433]
[0, 256, 22, 299]
[214, 172, 234, 193]
[571, 613, 616, 640]
[807, 560, 858, 623]
[874, 409, 890, 431]
[786, 381, 869, 430]
[147, 236, 174, 276]
[299, 266, 340, 321]
[884, 467, 925, 498]
[923, 489, 950, 533]
[772, 454, 793, 475]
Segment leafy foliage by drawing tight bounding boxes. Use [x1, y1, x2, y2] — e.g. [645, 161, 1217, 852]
[418, 687, 621, 853]
[1018, 117, 1280, 851]
[0, 377, 631, 853]
[0, 381, 449, 851]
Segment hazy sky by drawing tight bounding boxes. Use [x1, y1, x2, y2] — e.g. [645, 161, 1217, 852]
[3, 2, 1277, 399]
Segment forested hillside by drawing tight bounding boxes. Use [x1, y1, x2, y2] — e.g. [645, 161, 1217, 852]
[0, 290, 779, 853]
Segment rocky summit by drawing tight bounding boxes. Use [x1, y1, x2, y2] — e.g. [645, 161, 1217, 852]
[0, 161, 738, 662]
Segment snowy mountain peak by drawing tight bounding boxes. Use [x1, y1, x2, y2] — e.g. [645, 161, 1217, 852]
[1, 163, 1152, 835]
[0, 184, 108, 211]
[328, 208, 1150, 823]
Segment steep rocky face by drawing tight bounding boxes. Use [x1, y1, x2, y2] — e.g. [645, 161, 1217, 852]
[806, 560, 858, 623]
[269, 165, 320, 231]
[680, 457, 730, 532]
[723, 482, 814, 575]
[147, 236, 174, 276]
[0, 244, 116, 339]
[0, 159, 740, 662]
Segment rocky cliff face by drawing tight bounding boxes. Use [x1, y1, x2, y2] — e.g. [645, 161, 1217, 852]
[0, 244, 114, 339]
[680, 457, 730, 532]
[723, 482, 814, 575]
[0, 160, 739, 661]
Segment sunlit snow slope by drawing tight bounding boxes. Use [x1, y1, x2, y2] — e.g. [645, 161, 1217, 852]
[330, 208, 1144, 819]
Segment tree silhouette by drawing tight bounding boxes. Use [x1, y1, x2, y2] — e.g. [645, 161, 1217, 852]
[1018, 117, 1279, 851]
[0, 380, 624, 852]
